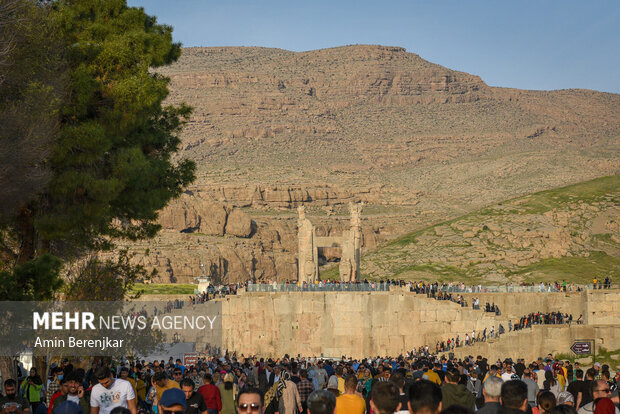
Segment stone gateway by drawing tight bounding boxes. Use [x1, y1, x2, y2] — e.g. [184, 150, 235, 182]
[297, 203, 362, 283]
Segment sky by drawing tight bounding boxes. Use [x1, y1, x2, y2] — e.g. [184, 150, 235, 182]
[127, 0, 620, 94]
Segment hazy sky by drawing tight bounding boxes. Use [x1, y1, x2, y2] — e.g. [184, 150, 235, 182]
[127, 0, 620, 93]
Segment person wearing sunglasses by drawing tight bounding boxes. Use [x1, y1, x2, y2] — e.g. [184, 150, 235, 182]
[159, 389, 187, 414]
[577, 381, 619, 414]
[237, 388, 264, 414]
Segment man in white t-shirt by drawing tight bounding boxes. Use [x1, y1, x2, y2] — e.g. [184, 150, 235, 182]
[90, 367, 137, 414]
[501, 365, 519, 382]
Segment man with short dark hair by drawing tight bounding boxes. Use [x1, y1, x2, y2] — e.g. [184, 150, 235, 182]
[52, 372, 89, 414]
[408, 380, 442, 414]
[567, 369, 584, 407]
[441, 369, 475, 411]
[180, 379, 207, 414]
[152, 372, 180, 406]
[388, 373, 408, 414]
[499, 380, 528, 414]
[237, 388, 264, 414]
[172, 369, 184, 385]
[90, 367, 136, 414]
[335, 376, 365, 414]
[0, 379, 31, 414]
[197, 373, 221, 414]
[297, 369, 314, 414]
[577, 368, 597, 408]
[370, 382, 400, 414]
[308, 390, 336, 414]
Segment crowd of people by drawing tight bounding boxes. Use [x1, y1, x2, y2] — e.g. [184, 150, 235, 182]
[511, 313, 575, 332]
[2, 353, 618, 414]
[181, 279, 613, 298]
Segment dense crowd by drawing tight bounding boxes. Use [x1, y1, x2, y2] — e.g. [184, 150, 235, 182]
[2, 353, 618, 414]
[511, 313, 575, 332]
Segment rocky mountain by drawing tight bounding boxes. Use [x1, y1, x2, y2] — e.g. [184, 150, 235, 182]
[113, 45, 620, 284]
[358, 175, 619, 283]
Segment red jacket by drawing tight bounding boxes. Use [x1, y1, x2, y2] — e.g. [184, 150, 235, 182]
[197, 383, 221, 411]
[48, 391, 63, 414]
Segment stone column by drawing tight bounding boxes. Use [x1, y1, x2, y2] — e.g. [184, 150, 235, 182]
[297, 206, 317, 283]
[350, 203, 362, 282]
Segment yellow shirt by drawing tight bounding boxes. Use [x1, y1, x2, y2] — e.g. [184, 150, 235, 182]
[423, 369, 441, 385]
[337, 377, 345, 394]
[156, 380, 180, 402]
[136, 379, 146, 401]
[336, 394, 366, 414]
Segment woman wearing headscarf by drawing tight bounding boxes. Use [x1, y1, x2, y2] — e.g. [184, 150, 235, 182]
[358, 369, 372, 398]
[217, 373, 237, 414]
[21, 367, 43, 412]
[278, 371, 302, 414]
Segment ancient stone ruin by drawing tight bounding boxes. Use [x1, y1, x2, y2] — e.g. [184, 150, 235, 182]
[297, 203, 362, 282]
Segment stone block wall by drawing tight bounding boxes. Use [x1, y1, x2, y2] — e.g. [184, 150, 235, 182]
[157, 289, 619, 358]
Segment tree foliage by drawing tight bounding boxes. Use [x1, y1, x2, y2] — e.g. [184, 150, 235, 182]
[36, 0, 195, 256]
[0, 0, 195, 290]
[0, 0, 67, 225]
[64, 249, 154, 301]
[0, 254, 63, 300]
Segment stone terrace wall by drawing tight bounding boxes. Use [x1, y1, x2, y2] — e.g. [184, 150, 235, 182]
[448, 324, 620, 363]
[157, 289, 618, 358]
[217, 291, 502, 358]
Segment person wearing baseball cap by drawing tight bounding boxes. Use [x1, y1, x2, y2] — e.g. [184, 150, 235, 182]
[159, 388, 187, 414]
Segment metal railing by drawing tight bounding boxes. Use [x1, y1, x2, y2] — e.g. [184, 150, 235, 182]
[246, 282, 391, 292]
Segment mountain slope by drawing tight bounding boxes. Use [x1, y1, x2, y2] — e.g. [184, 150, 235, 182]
[116, 45, 620, 283]
[358, 175, 620, 283]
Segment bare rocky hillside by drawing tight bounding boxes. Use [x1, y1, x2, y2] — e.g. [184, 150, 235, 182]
[115, 45, 620, 284]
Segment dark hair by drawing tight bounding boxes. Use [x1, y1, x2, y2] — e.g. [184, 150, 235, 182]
[110, 408, 131, 414]
[120, 367, 129, 373]
[307, 390, 336, 414]
[238, 387, 264, 406]
[544, 370, 557, 388]
[95, 366, 111, 380]
[389, 372, 405, 390]
[549, 405, 578, 414]
[344, 375, 357, 391]
[180, 379, 195, 389]
[441, 406, 474, 414]
[372, 382, 400, 414]
[585, 368, 596, 380]
[64, 371, 80, 383]
[153, 372, 167, 383]
[537, 391, 557, 414]
[408, 380, 442, 413]
[300, 369, 308, 379]
[4, 379, 17, 388]
[575, 369, 584, 380]
[501, 380, 528, 410]
[446, 369, 460, 383]
[203, 373, 213, 383]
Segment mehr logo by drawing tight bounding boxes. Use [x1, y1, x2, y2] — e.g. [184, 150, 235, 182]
[33, 312, 96, 330]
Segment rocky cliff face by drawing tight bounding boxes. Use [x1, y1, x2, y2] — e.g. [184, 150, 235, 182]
[112, 45, 619, 283]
